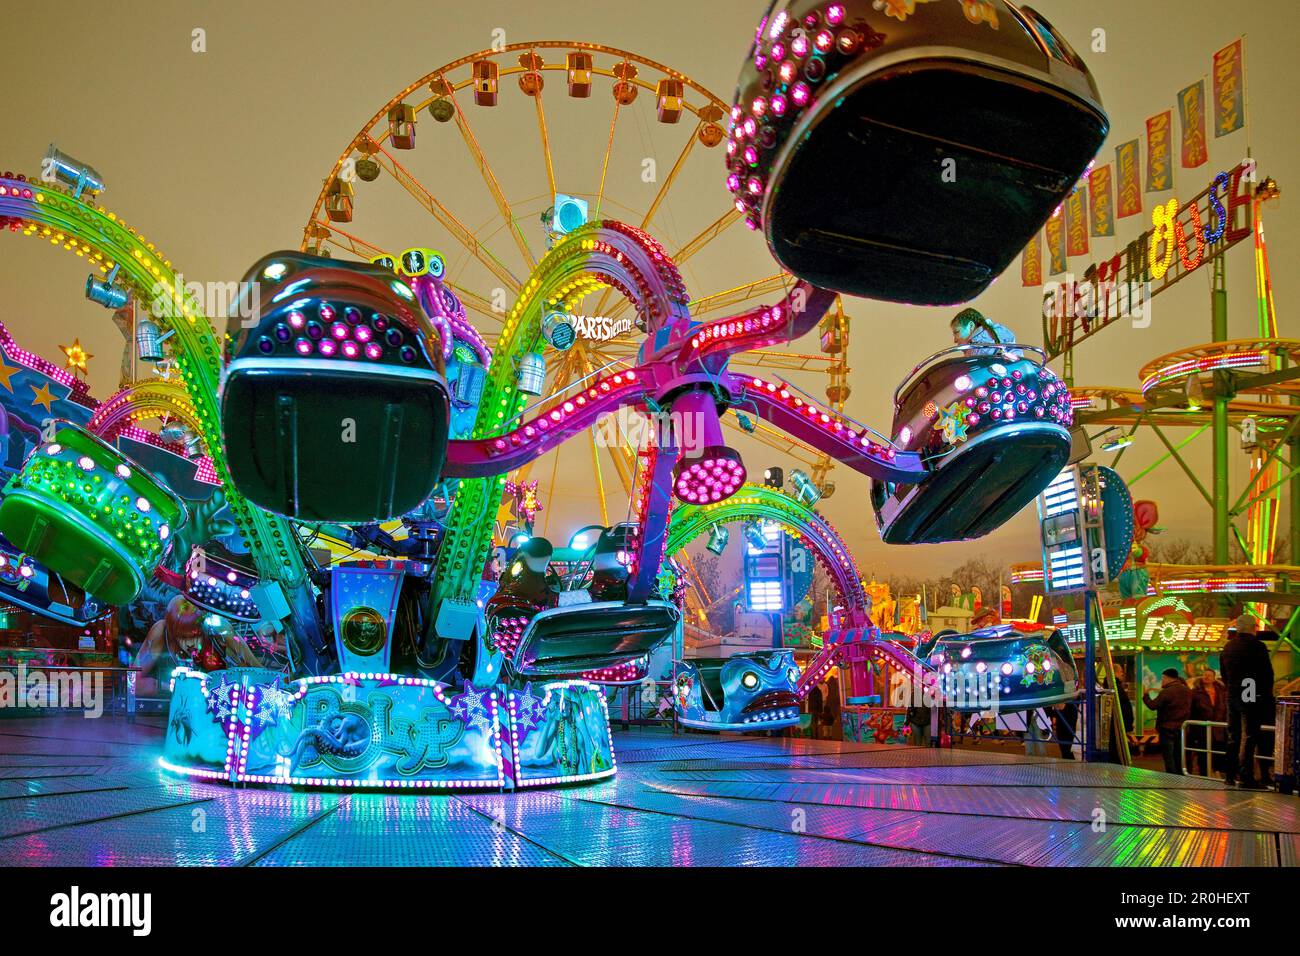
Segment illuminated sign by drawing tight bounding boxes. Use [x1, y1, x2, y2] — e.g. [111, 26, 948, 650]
[1103, 596, 1227, 648]
[568, 314, 635, 343]
[1041, 162, 1255, 359]
[744, 521, 786, 613]
[1035, 465, 1130, 594]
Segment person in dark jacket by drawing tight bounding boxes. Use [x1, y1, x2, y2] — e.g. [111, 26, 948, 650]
[1219, 615, 1275, 788]
[823, 675, 843, 742]
[1108, 663, 1136, 764]
[1142, 668, 1192, 774]
[807, 685, 824, 739]
[1188, 668, 1228, 777]
[1050, 700, 1079, 759]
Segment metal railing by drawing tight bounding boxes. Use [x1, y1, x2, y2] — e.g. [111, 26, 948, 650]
[892, 343, 1043, 408]
[1180, 719, 1275, 777]
[609, 680, 676, 730]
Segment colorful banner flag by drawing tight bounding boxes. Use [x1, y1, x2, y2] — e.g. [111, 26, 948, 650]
[1021, 231, 1042, 286]
[1088, 164, 1115, 237]
[1065, 187, 1089, 257]
[1177, 80, 1209, 168]
[1116, 140, 1142, 218]
[1146, 111, 1174, 192]
[1212, 38, 1246, 137]
[1045, 210, 1067, 276]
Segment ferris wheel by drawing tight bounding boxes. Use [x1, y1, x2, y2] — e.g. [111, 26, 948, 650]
[298, 41, 851, 539]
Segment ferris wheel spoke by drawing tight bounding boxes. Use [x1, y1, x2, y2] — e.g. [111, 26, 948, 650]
[593, 69, 627, 222]
[601, 208, 754, 325]
[588, 120, 703, 320]
[685, 273, 791, 320]
[314, 222, 389, 258]
[374, 148, 522, 294]
[441, 76, 537, 271]
[532, 81, 559, 203]
[676, 551, 712, 609]
[447, 282, 505, 328]
[672, 208, 743, 264]
[588, 428, 610, 527]
[728, 350, 836, 372]
[642, 121, 703, 231]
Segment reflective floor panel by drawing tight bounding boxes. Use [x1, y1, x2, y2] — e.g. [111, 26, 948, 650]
[1, 719, 1296, 866]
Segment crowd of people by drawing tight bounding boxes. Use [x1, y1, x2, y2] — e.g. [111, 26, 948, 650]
[1141, 613, 1278, 786]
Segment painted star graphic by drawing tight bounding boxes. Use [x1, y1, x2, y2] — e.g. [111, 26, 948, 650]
[449, 682, 491, 733]
[205, 675, 236, 722]
[457, 684, 485, 713]
[513, 683, 544, 733]
[934, 401, 970, 445]
[0, 357, 18, 393]
[28, 382, 57, 412]
[253, 676, 297, 726]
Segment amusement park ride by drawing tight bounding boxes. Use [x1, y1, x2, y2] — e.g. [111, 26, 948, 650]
[0, 1, 1134, 787]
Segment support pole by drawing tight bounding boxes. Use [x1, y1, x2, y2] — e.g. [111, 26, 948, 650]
[1084, 589, 1098, 762]
[1291, 353, 1300, 568]
[1212, 257, 1231, 572]
[1091, 592, 1132, 766]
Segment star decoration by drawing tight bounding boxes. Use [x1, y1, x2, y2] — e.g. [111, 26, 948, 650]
[253, 676, 297, 727]
[0, 357, 18, 393]
[205, 675, 236, 722]
[933, 401, 970, 444]
[449, 682, 492, 734]
[28, 382, 57, 412]
[60, 339, 93, 377]
[512, 683, 546, 738]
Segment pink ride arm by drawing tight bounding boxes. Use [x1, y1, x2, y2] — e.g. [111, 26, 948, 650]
[442, 369, 645, 478]
[688, 281, 838, 363]
[727, 373, 926, 485]
[796, 632, 935, 702]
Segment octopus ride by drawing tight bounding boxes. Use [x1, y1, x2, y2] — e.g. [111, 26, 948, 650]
[0, 0, 1106, 788]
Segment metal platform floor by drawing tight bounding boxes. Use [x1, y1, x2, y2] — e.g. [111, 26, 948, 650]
[1, 716, 1297, 866]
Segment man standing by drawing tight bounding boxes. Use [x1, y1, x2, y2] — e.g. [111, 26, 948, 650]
[1142, 668, 1192, 775]
[1220, 614, 1275, 788]
[1189, 668, 1228, 776]
[1108, 663, 1135, 764]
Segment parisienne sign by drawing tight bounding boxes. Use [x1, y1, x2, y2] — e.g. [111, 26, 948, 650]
[569, 313, 635, 342]
[1041, 160, 1257, 359]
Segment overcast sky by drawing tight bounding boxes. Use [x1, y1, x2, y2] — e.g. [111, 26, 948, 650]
[1, 0, 1296, 580]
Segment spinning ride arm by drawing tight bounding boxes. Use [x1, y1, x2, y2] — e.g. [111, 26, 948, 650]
[0, 176, 324, 665]
[433, 221, 690, 608]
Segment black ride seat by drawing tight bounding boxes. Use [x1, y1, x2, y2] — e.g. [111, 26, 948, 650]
[728, 1, 1108, 303]
[873, 346, 1071, 544]
[221, 252, 450, 522]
